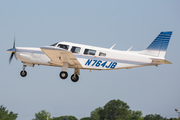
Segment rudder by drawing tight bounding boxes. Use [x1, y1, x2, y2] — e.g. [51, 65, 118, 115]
[140, 31, 172, 58]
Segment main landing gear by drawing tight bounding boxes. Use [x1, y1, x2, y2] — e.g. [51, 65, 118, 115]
[20, 65, 27, 77]
[59, 71, 68, 79]
[71, 74, 79, 82]
[59, 68, 80, 82]
[19, 63, 80, 82]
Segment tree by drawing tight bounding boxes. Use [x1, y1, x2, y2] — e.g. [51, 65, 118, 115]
[80, 117, 93, 120]
[144, 114, 166, 120]
[0, 105, 18, 120]
[52, 115, 78, 120]
[169, 118, 180, 120]
[128, 110, 143, 120]
[90, 107, 103, 120]
[89, 99, 143, 120]
[32, 110, 51, 120]
[99, 99, 130, 120]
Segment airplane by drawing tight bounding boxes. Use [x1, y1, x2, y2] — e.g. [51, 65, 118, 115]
[7, 31, 172, 82]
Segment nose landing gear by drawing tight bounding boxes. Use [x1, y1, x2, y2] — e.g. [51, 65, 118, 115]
[20, 65, 27, 77]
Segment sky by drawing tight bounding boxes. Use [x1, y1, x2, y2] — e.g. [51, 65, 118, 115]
[0, 0, 180, 119]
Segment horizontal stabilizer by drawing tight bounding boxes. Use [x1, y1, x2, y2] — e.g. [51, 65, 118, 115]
[163, 60, 172, 64]
[151, 58, 172, 64]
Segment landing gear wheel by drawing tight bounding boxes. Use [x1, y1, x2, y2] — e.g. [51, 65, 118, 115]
[60, 71, 68, 79]
[20, 70, 27, 77]
[71, 74, 79, 82]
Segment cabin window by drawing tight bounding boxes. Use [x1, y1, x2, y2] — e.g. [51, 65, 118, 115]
[71, 46, 81, 53]
[57, 44, 69, 50]
[99, 52, 106, 57]
[84, 49, 96, 55]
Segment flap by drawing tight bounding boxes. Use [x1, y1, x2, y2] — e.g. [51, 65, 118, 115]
[40, 46, 82, 68]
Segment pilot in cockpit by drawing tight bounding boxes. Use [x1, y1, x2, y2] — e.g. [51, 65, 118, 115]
[58, 44, 68, 50]
[61, 45, 66, 49]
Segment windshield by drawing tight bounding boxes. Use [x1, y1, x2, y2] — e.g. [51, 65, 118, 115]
[50, 42, 58, 46]
[57, 44, 69, 50]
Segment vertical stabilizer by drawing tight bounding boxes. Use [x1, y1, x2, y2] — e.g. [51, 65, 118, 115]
[140, 31, 172, 58]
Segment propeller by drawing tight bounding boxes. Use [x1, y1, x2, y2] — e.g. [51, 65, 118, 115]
[7, 38, 17, 64]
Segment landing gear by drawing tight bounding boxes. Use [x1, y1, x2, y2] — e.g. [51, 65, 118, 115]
[59, 68, 80, 82]
[60, 62, 68, 79]
[20, 70, 27, 77]
[71, 74, 79, 82]
[59, 71, 68, 79]
[70, 68, 80, 82]
[20, 65, 27, 77]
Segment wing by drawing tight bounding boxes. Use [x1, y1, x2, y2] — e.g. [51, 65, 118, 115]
[40, 46, 83, 68]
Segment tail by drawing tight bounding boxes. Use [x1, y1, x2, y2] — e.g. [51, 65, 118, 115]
[140, 31, 172, 58]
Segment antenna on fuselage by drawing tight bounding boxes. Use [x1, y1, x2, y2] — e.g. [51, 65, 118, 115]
[127, 46, 133, 52]
[110, 43, 116, 50]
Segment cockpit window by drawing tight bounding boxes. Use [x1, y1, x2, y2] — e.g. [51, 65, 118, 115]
[84, 49, 96, 55]
[57, 44, 69, 50]
[71, 46, 81, 53]
[50, 42, 58, 46]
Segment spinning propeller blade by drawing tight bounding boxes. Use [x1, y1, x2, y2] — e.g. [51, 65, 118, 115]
[8, 38, 17, 64]
[9, 52, 14, 64]
[13, 38, 15, 48]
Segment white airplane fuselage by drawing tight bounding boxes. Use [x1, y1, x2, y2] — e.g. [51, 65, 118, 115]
[15, 43, 160, 70]
[7, 31, 172, 82]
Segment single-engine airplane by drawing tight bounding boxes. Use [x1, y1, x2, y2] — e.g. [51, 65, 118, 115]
[7, 31, 172, 82]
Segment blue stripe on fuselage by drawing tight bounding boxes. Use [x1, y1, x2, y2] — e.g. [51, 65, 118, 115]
[16, 48, 151, 66]
[74, 54, 150, 65]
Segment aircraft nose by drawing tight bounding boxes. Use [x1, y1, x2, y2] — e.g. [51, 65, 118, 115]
[7, 48, 16, 53]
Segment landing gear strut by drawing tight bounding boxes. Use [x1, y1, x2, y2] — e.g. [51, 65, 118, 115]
[59, 63, 80, 82]
[59, 62, 68, 79]
[20, 65, 27, 77]
[71, 68, 80, 82]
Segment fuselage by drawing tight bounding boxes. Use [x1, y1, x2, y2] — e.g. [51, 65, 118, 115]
[14, 42, 160, 70]
[7, 31, 172, 82]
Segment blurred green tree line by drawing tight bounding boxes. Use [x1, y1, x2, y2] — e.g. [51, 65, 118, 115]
[1, 99, 179, 120]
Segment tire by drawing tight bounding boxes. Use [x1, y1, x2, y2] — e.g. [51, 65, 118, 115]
[59, 71, 68, 79]
[20, 70, 27, 77]
[71, 74, 79, 82]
